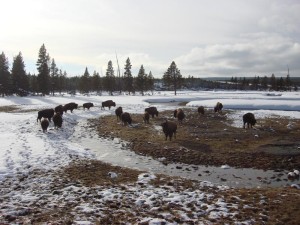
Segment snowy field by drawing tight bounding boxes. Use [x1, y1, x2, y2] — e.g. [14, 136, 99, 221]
[0, 90, 299, 224]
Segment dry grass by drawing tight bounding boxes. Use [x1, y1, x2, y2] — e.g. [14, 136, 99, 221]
[92, 108, 300, 170]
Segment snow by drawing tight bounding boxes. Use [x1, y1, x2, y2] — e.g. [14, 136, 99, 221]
[0, 90, 299, 223]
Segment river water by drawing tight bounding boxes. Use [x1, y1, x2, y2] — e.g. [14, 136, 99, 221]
[71, 118, 298, 189]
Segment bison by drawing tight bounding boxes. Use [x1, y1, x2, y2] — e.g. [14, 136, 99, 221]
[83, 102, 94, 110]
[101, 100, 116, 110]
[160, 120, 177, 141]
[115, 107, 123, 121]
[37, 108, 54, 122]
[53, 112, 63, 129]
[63, 102, 78, 113]
[198, 106, 205, 115]
[174, 108, 185, 123]
[41, 118, 49, 133]
[145, 107, 158, 118]
[214, 102, 223, 113]
[55, 105, 64, 116]
[243, 112, 256, 128]
[121, 112, 132, 126]
[143, 111, 150, 124]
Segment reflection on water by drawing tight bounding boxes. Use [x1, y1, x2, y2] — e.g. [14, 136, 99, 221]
[71, 120, 297, 188]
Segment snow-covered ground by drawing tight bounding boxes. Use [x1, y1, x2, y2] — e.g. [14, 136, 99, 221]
[0, 90, 299, 224]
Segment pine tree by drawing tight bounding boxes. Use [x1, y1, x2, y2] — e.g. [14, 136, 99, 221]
[79, 67, 90, 94]
[123, 57, 134, 94]
[146, 71, 154, 94]
[36, 44, 50, 95]
[11, 52, 29, 95]
[135, 65, 147, 96]
[92, 71, 102, 94]
[0, 52, 11, 96]
[163, 61, 183, 95]
[104, 60, 116, 95]
[270, 73, 277, 91]
[50, 58, 59, 96]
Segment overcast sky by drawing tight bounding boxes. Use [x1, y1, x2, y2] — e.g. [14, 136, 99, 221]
[1, 0, 300, 78]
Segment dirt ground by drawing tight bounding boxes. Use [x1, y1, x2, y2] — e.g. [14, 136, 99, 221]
[93, 107, 300, 171]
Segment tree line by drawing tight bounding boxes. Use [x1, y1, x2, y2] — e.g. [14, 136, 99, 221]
[0, 44, 185, 96]
[0, 44, 297, 97]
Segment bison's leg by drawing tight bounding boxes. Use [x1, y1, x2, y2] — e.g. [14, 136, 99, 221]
[174, 131, 176, 139]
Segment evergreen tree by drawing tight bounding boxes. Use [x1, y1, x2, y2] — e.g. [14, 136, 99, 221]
[91, 71, 102, 94]
[135, 65, 147, 96]
[79, 67, 90, 94]
[11, 52, 29, 95]
[36, 44, 50, 95]
[146, 71, 154, 94]
[0, 52, 11, 96]
[123, 57, 134, 94]
[285, 74, 292, 91]
[162, 61, 183, 95]
[28, 73, 39, 94]
[50, 58, 59, 95]
[261, 76, 268, 90]
[104, 60, 116, 95]
[270, 73, 277, 91]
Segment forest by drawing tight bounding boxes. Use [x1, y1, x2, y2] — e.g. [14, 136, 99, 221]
[0, 44, 298, 97]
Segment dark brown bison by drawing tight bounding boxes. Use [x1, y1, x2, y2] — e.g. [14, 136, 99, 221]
[63, 102, 78, 113]
[243, 112, 256, 128]
[55, 105, 64, 116]
[198, 106, 205, 115]
[174, 108, 185, 123]
[115, 107, 123, 121]
[145, 107, 158, 118]
[214, 102, 223, 113]
[53, 112, 63, 128]
[121, 112, 132, 126]
[41, 118, 49, 133]
[160, 120, 177, 141]
[83, 102, 94, 110]
[101, 100, 116, 110]
[37, 108, 55, 122]
[143, 111, 150, 124]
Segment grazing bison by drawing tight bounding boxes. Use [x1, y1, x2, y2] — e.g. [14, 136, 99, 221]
[37, 108, 55, 122]
[63, 102, 78, 113]
[143, 111, 150, 124]
[214, 102, 223, 113]
[160, 120, 177, 141]
[115, 107, 123, 121]
[101, 100, 116, 110]
[174, 108, 185, 123]
[145, 107, 158, 118]
[121, 112, 132, 126]
[198, 106, 205, 115]
[55, 105, 64, 116]
[243, 112, 256, 128]
[41, 118, 49, 133]
[53, 112, 63, 129]
[83, 102, 94, 110]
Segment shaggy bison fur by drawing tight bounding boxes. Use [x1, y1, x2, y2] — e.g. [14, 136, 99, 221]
[83, 102, 94, 110]
[198, 106, 205, 115]
[121, 112, 132, 126]
[145, 107, 158, 118]
[160, 120, 177, 141]
[174, 108, 185, 122]
[115, 107, 123, 121]
[143, 112, 150, 124]
[101, 100, 116, 110]
[63, 102, 78, 113]
[214, 102, 223, 113]
[55, 105, 64, 116]
[53, 112, 63, 128]
[37, 108, 55, 122]
[41, 118, 49, 133]
[243, 112, 256, 128]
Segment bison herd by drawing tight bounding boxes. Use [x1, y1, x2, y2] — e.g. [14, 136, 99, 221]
[37, 100, 257, 140]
